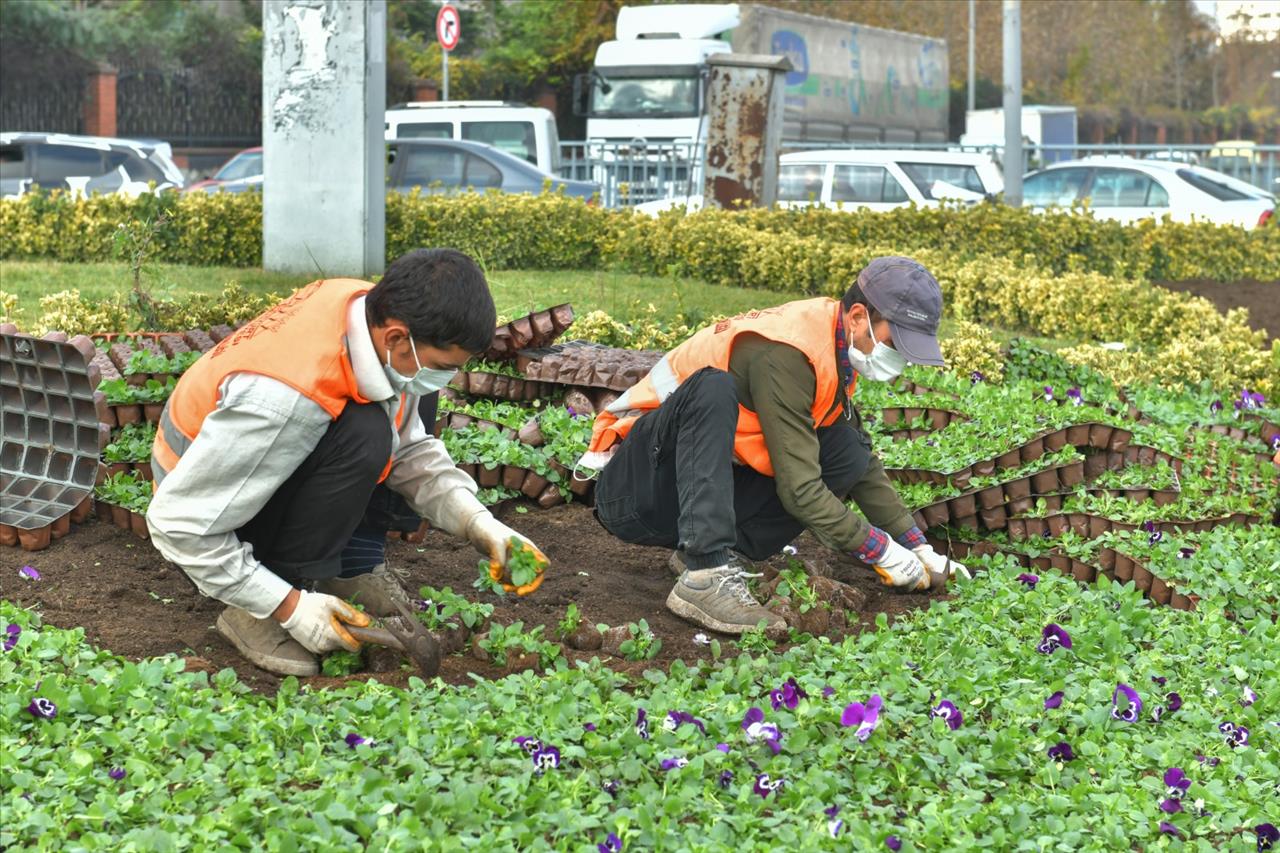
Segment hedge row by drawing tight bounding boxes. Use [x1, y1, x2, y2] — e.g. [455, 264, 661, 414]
[2, 190, 1277, 282]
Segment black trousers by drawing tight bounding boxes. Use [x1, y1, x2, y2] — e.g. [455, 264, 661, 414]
[235, 393, 439, 584]
[593, 368, 871, 570]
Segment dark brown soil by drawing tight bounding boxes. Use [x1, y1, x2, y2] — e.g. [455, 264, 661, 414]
[1156, 279, 1280, 344]
[0, 503, 934, 695]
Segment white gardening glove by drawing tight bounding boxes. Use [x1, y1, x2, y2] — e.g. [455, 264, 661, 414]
[871, 539, 929, 591]
[914, 546, 972, 584]
[465, 513, 548, 595]
[280, 590, 371, 654]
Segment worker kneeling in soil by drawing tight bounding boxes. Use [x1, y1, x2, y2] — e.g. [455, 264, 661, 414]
[581, 257, 968, 635]
[146, 249, 545, 676]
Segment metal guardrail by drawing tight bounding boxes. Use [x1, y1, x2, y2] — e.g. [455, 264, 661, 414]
[559, 140, 1280, 207]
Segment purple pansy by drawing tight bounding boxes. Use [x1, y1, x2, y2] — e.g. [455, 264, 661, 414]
[753, 773, 784, 799]
[769, 677, 808, 711]
[1219, 721, 1249, 748]
[344, 733, 371, 748]
[822, 686, 836, 698]
[664, 710, 707, 735]
[886, 836, 903, 851]
[1270, 434, 1280, 452]
[583, 723, 597, 732]
[826, 804, 844, 838]
[715, 742, 729, 753]
[1159, 821, 1182, 838]
[659, 757, 688, 771]
[931, 699, 963, 730]
[1210, 399, 1223, 414]
[513, 736, 541, 754]
[601, 779, 620, 796]
[1047, 741, 1075, 761]
[1257, 823, 1279, 852]
[1016, 573, 1040, 589]
[1178, 546, 1195, 559]
[635, 708, 649, 740]
[2, 623, 19, 652]
[718, 769, 734, 788]
[413, 598, 432, 611]
[531, 744, 560, 773]
[1037, 623, 1072, 654]
[1043, 386, 1054, 402]
[1111, 683, 1143, 722]
[18, 565, 40, 581]
[108, 767, 125, 781]
[1240, 388, 1265, 410]
[839, 694, 884, 742]
[597, 832, 623, 853]
[1241, 685, 1257, 707]
[1160, 767, 1190, 813]
[1045, 691, 1064, 710]
[742, 707, 783, 754]
[1151, 692, 1182, 722]
[970, 371, 985, 384]
[1194, 754, 1220, 768]
[1067, 388, 1083, 407]
[26, 697, 56, 719]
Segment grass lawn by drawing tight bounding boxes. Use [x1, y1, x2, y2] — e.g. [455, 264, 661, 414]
[0, 260, 1075, 350]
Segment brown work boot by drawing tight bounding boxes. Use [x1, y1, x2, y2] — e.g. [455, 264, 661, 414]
[316, 562, 412, 617]
[665, 560, 786, 635]
[215, 606, 318, 677]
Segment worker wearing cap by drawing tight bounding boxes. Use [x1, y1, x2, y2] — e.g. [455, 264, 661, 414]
[581, 257, 967, 635]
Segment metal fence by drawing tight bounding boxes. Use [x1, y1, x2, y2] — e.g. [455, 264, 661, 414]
[559, 140, 1280, 208]
[0, 73, 83, 136]
[117, 69, 261, 148]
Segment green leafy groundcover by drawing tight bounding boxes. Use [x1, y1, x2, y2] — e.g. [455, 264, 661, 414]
[3, 560, 1276, 850]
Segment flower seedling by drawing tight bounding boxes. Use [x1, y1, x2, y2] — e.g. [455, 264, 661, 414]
[555, 603, 581, 640]
[506, 538, 544, 589]
[321, 649, 363, 677]
[617, 620, 661, 661]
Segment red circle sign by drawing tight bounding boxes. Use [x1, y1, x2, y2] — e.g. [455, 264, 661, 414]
[436, 5, 460, 52]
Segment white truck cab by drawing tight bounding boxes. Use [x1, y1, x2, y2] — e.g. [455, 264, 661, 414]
[384, 101, 560, 174]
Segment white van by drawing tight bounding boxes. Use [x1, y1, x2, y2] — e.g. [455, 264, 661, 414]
[384, 102, 561, 175]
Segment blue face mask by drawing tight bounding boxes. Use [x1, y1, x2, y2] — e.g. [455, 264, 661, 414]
[384, 335, 457, 396]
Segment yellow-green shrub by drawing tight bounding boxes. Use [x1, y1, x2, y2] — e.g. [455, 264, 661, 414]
[940, 321, 1005, 382]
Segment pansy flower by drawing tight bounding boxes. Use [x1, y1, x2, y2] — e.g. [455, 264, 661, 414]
[664, 710, 707, 735]
[1219, 721, 1249, 748]
[597, 832, 623, 853]
[770, 677, 808, 711]
[1257, 823, 1279, 852]
[1152, 675, 1167, 687]
[583, 723, 597, 733]
[1159, 821, 1182, 838]
[1047, 741, 1074, 761]
[2, 623, 19, 652]
[753, 773, 784, 799]
[741, 707, 783, 754]
[1151, 692, 1182, 722]
[1044, 691, 1064, 710]
[1177, 546, 1195, 559]
[1111, 683, 1142, 722]
[1160, 767, 1190, 813]
[108, 767, 125, 781]
[1270, 434, 1280, 452]
[840, 694, 883, 742]
[822, 686, 836, 699]
[1016, 573, 1040, 589]
[659, 757, 688, 771]
[825, 805, 843, 838]
[26, 697, 56, 719]
[513, 736, 541, 754]
[1037, 624, 1072, 654]
[718, 769, 734, 788]
[344, 733, 371, 748]
[531, 744, 560, 773]
[1194, 754, 1220, 768]
[931, 699, 963, 730]
[1209, 399, 1223, 414]
[635, 708, 649, 740]
[1241, 685, 1257, 707]
[1043, 386, 1054, 402]
[782, 545, 798, 556]
[1066, 388, 1083, 407]
[715, 742, 729, 753]
[970, 371, 985, 384]
[1240, 388, 1265, 410]
[18, 565, 40, 581]
[886, 836, 903, 851]
[601, 779, 620, 796]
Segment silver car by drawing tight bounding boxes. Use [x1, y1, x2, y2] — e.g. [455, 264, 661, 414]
[0, 132, 184, 198]
[388, 138, 598, 201]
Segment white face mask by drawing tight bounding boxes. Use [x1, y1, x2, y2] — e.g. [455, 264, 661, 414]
[384, 335, 457, 396]
[847, 317, 907, 382]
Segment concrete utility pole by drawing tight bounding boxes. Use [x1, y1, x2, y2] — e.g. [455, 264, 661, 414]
[968, 0, 976, 113]
[1002, 0, 1022, 207]
[262, 0, 387, 276]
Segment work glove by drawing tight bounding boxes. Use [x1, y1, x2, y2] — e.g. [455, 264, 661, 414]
[913, 546, 972, 586]
[281, 589, 371, 654]
[466, 513, 548, 595]
[870, 538, 929, 591]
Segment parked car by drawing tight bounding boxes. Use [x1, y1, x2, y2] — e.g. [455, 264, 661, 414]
[185, 147, 262, 192]
[1203, 140, 1279, 196]
[385, 101, 560, 174]
[1021, 157, 1274, 229]
[635, 149, 1003, 215]
[0, 132, 184, 198]
[387, 138, 597, 201]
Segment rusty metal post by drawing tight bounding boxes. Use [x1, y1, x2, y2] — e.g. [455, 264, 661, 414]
[701, 53, 792, 210]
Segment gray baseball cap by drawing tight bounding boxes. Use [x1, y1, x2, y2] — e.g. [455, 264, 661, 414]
[857, 256, 945, 367]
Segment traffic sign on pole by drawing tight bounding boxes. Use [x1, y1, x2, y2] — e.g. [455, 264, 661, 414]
[437, 5, 459, 101]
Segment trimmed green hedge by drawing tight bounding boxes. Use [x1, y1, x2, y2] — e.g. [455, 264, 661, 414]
[2, 190, 1277, 283]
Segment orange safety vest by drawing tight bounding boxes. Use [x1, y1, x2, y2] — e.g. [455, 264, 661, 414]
[151, 278, 408, 486]
[587, 297, 855, 477]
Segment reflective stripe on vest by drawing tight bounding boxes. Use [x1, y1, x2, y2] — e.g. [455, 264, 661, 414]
[586, 298, 853, 478]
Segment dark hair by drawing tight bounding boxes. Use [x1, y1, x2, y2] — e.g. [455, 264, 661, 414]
[840, 281, 882, 321]
[366, 248, 496, 353]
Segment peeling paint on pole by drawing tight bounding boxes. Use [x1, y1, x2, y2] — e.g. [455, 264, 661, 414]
[263, 0, 386, 276]
[701, 53, 792, 210]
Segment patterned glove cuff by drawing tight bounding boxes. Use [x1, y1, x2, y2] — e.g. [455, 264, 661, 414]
[896, 526, 928, 550]
[852, 526, 889, 564]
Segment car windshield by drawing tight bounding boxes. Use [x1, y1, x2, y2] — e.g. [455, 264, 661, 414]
[216, 151, 262, 181]
[590, 77, 698, 117]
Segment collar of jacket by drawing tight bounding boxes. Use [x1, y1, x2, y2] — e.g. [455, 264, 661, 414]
[345, 295, 398, 402]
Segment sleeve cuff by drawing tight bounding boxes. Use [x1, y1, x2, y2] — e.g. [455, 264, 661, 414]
[234, 566, 295, 620]
[851, 526, 889, 564]
[896, 526, 928, 550]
